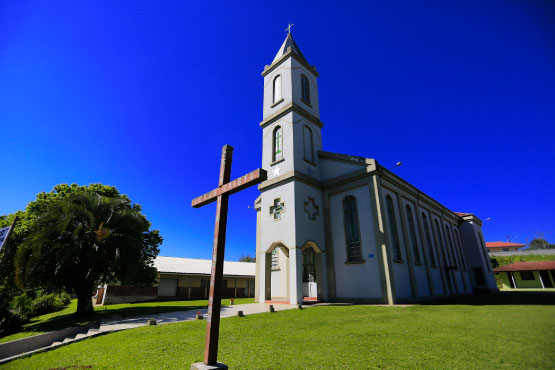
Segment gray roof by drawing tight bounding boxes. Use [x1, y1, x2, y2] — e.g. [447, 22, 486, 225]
[154, 256, 255, 277]
[272, 33, 308, 64]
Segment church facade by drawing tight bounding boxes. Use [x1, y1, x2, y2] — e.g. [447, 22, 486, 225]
[253, 33, 497, 305]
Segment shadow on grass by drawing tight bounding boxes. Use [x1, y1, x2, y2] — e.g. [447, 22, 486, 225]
[427, 291, 555, 306]
[15, 302, 209, 337]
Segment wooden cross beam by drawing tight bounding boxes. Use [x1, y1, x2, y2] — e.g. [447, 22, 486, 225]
[191, 145, 267, 367]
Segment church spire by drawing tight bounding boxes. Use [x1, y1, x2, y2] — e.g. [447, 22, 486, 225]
[272, 32, 308, 65]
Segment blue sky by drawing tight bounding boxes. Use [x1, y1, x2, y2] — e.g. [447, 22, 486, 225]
[1, 1, 554, 260]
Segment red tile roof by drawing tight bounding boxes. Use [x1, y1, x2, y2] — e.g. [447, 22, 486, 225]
[454, 212, 472, 217]
[486, 241, 526, 248]
[494, 261, 555, 272]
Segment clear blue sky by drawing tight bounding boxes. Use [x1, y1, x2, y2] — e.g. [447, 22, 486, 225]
[1, 1, 554, 260]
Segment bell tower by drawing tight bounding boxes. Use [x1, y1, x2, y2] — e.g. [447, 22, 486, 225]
[260, 32, 323, 178]
[256, 31, 328, 305]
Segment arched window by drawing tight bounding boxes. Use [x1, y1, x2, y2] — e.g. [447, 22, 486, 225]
[273, 75, 282, 104]
[434, 219, 448, 267]
[453, 228, 467, 271]
[386, 195, 402, 261]
[303, 126, 314, 162]
[406, 205, 421, 264]
[272, 126, 283, 162]
[343, 196, 362, 261]
[444, 224, 459, 270]
[421, 213, 436, 266]
[301, 74, 310, 104]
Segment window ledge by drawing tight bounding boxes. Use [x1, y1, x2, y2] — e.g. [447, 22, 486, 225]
[271, 158, 285, 166]
[414, 262, 423, 266]
[345, 259, 365, 265]
[304, 159, 316, 166]
[301, 98, 312, 108]
[393, 259, 404, 264]
[271, 267, 281, 271]
[271, 98, 284, 108]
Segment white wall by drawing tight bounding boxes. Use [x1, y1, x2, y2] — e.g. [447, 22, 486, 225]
[329, 185, 383, 299]
[381, 189, 413, 299]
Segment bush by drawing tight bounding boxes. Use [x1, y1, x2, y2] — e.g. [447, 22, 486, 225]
[11, 292, 34, 320]
[10, 290, 72, 319]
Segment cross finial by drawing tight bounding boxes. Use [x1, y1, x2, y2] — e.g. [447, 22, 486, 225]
[285, 23, 294, 34]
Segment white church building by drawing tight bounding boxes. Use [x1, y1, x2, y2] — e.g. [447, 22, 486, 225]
[253, 33, 497, 305]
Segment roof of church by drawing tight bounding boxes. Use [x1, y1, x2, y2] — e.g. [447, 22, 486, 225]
[494, 261, 555, 272]
[154, 256, 255, 277]
[272, 33, 308, 64]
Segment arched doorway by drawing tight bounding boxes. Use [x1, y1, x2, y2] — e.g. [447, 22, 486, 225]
[264, 243, 290, 302]
[301, 241, 324, 301]
[302, 248, 317, 298]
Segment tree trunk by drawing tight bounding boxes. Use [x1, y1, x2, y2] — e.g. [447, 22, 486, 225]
[75, 284, 94, 316]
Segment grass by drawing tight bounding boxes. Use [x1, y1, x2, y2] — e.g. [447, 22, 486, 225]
[493, 254, 555, 267]
[5, 292, 555, 370]
[0, 297, 254, 344]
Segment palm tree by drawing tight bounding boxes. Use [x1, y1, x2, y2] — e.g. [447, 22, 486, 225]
[15, 190, 161, 315]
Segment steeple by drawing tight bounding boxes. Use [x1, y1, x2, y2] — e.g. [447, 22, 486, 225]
[272, 33, 308, 64]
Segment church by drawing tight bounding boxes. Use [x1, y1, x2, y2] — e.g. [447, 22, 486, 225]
[253, 32, 498, 305]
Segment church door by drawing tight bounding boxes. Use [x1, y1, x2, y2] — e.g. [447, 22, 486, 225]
[302, 248, 317, 298]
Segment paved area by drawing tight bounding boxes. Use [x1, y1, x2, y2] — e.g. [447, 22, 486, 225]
[96, 303, 296, 332]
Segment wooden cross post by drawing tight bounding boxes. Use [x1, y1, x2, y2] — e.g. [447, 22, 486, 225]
[191, 145, 267, 368]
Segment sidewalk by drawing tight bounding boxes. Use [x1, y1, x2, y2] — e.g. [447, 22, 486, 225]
[97, 302, 296, 331]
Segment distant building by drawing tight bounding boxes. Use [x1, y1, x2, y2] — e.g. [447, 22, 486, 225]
[494, 261, 555, 290]
[97, 256, 255, 305]
[486, 242, 526, 253]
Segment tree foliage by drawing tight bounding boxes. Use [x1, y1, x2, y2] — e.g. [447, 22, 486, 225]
[238, 253, 255, 263]
[3, 184, 162, 315]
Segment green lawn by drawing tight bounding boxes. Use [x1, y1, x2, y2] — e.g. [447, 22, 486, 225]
[5, 293, 555, 369]
[0, 297, 254, 344]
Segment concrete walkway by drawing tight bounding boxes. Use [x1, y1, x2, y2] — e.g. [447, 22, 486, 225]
[93, 302, 296, 332]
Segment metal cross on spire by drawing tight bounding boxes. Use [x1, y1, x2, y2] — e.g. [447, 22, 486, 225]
[285, 23, 294, 34]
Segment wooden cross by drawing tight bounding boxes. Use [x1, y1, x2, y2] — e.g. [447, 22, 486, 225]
[191, 145, 267, 367]
[285, 23, 294, 34]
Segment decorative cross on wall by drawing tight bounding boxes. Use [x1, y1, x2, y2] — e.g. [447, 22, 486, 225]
[304, 197, 319, 221]
[270, 198, 285, 220]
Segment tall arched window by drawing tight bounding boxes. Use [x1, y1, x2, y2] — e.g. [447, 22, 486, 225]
[444, 224, 459, 270]
[386, 195, 402, 261]
[272, 126, 283, 162]
[453, 228, 467, 271]
[421, 213, 436, 266]
[273, 75, 282, 104]
[303, 126, 314, 162]
[343, 196, 362, 261]
[301, 74, 310, 104]
[406, 205, 421, 264]
[434, 219, 448, 267]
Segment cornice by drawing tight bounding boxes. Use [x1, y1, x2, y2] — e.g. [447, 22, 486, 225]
[260, 103, 324, 129]
[262, 48, 319, 78]
[258, 170, 322, 191]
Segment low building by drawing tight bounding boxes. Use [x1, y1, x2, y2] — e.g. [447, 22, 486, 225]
[98, 256, 256, 305]
[494, 261, 555, 290]
[486, 242, 526, 253]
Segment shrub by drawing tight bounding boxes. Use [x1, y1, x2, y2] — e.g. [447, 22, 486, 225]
[10, 290, 72, 319]
[11, 292, 34, 320]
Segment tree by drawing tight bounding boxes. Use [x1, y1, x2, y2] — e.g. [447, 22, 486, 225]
[13, 185, 162, 315]
[238, 253, 255, 263]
